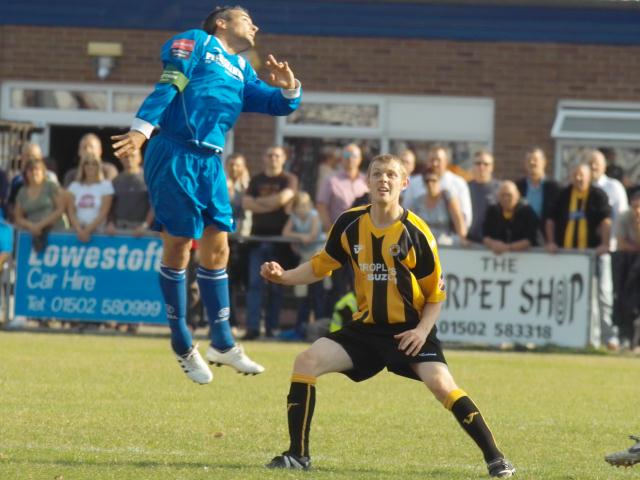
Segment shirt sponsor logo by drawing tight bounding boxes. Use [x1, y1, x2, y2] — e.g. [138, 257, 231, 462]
[359, 263, 397, 284]
[171, 39, 195, 59]
[204, 49, 244, 81]
[438, 273, 446, 292]
[353, 244, 364, 254]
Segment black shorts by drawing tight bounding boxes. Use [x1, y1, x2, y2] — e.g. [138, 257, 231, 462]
[324, 321, 447, 382]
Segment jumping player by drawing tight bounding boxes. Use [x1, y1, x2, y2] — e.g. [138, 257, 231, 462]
[260, 154, 516, 477]
[112, 6, 302, 383]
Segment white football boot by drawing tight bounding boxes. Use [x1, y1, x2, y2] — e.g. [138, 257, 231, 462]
[206, 344, 265, 375]
[175, 344, 213, 384]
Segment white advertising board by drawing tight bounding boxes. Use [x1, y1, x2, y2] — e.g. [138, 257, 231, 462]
[438, 248, 593, 348]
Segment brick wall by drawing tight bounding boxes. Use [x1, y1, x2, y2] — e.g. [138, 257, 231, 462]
[2, 25, 640, 179]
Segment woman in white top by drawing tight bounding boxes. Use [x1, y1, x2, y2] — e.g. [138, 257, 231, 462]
[67, 153, 114, 243]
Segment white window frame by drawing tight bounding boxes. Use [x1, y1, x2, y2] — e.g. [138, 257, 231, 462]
[1, 80, 152, 126]
[0, 80, 236, 155]
[551, 100, 640, 179]
[276, 92, 494, 155]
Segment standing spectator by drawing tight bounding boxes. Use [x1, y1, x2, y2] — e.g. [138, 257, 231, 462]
[316, 143, 369, 231]
[613, 192, 640, 351]
[403, 145, 473, 229]
[467, 150, 500, 243]
[63, 133, 118, 187]
[482, 181, 540, 255]
[14, 157, 67, 251]
[545, 163, 616, 349]
[587, 149, 628, 250]
[398, 148, 417, 177]
[0, 208, 13, 266]
[7, 143, 59, 218]
[0, 165, 10, 219]
[67, 154, 114, 243]
[280, 191, 326, 341]
[617, 192, 640, 252]
[409, 167, 467, 246]
[515, 147, 560, 238]
[314, 146, 341, 200]
[316, 143, 369, 314]
[398, 148, 417, 205]
[242, 146, 298, 339]
[0, 208, 14, 327]
[106, 148, 153, 236]
[225, 152, 252, 329]
[225, 152, 252, 237]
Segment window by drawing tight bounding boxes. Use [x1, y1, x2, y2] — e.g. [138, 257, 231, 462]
[11, 88, 107, 111]
[552, 101, 640, 182]
[286, 103, 379, 128]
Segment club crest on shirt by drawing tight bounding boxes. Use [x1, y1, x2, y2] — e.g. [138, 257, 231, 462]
[389, 243, 401, 256]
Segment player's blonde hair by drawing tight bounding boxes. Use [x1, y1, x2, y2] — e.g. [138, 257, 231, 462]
[366, 154, 408, 180]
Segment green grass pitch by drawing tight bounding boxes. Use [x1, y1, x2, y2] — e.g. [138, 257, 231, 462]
[0, 331, 638, 479]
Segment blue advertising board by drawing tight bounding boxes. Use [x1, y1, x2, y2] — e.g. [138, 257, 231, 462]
[14, 231, 167, 324]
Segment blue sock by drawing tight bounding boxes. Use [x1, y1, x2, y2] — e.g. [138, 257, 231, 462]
[197, 266, 235, 351]
[159, 264, 192, 356]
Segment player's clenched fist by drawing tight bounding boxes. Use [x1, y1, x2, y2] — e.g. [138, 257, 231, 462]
[260, 261, 285, 283]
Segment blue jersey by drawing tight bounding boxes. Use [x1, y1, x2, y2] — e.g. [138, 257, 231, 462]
[134, 29, 301, 151]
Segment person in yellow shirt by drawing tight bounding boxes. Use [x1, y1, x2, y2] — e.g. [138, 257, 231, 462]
[261, 153, 515, 478]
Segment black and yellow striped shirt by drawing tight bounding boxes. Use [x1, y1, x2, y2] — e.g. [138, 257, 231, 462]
[311, 205, 446, 328]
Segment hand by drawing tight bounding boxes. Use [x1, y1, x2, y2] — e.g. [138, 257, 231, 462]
[28, 223, 42, 236]
[492, 241, 508, 255]
[77, 227, 91, 243]
[264, 54, 296, 90]
[111, 130, 146, 159]
[105, 223, 117, 236]
[394, 327, 428, 357]
[260, 261, 285, 283]
[595, 244, 609, 256]
[545, 242, 559, 254]
[132, 225, 147, 238]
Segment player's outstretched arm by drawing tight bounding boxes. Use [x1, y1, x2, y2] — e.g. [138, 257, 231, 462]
[261, 260, 322, 286]
[111, 131, 147, 159]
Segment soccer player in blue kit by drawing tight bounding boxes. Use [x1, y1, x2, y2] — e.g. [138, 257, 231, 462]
[112, 6, 302, 384]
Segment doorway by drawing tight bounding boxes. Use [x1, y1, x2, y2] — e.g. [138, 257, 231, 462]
[48, 125, 127, 182]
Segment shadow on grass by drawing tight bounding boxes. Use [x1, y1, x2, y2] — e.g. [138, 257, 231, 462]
[3, 456, 479, 478]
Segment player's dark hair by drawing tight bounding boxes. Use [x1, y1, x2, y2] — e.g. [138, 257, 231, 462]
[203, 5, 249, 34]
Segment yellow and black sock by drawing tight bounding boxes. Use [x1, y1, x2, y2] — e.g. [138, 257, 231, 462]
[286, 373, 316, 458]
[443, 388, 503, 462]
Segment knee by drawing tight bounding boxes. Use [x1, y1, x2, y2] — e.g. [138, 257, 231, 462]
[163, 239, 191, 268]
[210, 242, 229, 266]
[426, 375, 457, 403]
[293, 349, 321, 376]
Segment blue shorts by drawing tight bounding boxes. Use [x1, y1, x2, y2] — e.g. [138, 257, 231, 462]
[144, 134, 234, 239]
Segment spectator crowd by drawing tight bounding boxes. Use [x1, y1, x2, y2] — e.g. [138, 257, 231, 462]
[1, 135, 640, 353]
